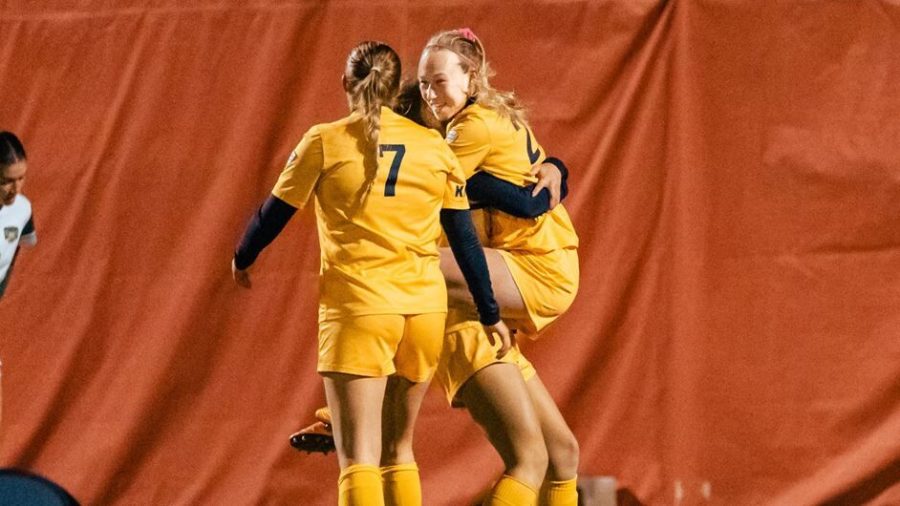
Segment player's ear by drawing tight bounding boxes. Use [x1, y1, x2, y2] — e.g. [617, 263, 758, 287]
[341, 74, 349, 92]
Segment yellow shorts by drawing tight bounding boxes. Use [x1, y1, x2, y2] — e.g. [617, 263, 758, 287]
[496, 247, 579, 335]
[435, 311, 537, 406]
[317, 313, 446, 383]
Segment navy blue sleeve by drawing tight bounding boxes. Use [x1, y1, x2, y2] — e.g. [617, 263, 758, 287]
[233, 195, 297, 270]
[465, 157, 570, 219]
[22, 215, 35, 235]
[466, 172, 551, 218]
[440, 209, 500, 325]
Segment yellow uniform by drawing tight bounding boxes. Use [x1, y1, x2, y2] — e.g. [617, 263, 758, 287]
[273, 107, 469, 381]
[436, 104, 580, 403]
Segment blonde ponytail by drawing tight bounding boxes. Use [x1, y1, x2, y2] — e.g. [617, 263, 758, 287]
[345, 42, 402, 151]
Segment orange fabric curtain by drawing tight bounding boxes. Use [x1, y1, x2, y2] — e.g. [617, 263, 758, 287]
[1, 1, 898, 504]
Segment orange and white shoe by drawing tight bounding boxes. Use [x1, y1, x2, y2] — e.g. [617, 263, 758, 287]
[289, 407, 334, 454]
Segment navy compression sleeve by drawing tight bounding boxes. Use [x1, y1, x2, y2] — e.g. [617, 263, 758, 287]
[465, 157, 570, 218]
[466, 172, 552, 218]
[234, 195, 297, 270]
[440, 208, 501, 325]
[22, 216, 35, 235]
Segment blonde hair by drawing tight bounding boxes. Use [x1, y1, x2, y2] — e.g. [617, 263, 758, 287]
[344, 41, 402, 148]
[424, 29, 526, 128]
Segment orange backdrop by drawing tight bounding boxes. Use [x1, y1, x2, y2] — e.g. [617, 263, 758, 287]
[1, 1, 899, 504]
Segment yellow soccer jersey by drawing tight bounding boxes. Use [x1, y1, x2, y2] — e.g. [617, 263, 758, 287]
[272, 107, 469, 320]
[445, 104, 578, 254]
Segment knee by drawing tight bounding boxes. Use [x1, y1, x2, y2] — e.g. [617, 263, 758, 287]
[547, 431, 579, 480]
[513, 429, 549, 478]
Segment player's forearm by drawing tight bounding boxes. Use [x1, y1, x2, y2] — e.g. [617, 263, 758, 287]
[465, 156, 570, 218]
[19, 233, 36, 247]
[439, 209, 500, 325]
[233, 195, 297, 270]
[466, 171, 552, 218]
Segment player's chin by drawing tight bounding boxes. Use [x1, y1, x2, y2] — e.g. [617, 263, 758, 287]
[434, 109, 454, 121]
[0, 195, 14, 205]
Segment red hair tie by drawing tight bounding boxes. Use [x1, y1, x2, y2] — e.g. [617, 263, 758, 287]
[457, 27, 478, 42]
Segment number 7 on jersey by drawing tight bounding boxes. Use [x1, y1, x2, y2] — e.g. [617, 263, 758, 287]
[379, 144, 405, 197]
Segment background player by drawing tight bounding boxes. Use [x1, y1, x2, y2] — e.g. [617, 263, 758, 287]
[0, 131, 38, 438]
[0, 131, 37, 300]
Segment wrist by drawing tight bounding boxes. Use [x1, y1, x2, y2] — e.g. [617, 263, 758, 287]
[544, 157, 569, 181]
[479, 312, 500, 326]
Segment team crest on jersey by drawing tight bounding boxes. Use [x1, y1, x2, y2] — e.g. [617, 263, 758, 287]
[4, 227, 19, 243]
[446, 129, 459, 143]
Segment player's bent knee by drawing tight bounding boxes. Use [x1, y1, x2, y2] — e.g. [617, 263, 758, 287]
[547, 431, 579, 479]
[515, 441, 549, 482]
[510, 424, 548, 466]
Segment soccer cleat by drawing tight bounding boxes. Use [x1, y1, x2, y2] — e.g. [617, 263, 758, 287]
[289, 421, 335, 454]
[289, 407, 335, 454]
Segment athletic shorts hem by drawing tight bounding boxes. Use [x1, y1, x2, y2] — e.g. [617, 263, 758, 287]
[317, 363, 395, 378]
[494, 248, 578, 336]
[394, 371, 435, 384]
[442, 351, 517, 406]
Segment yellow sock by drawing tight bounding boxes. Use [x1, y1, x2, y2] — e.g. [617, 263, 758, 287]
[381, 462, 421, 506]
[484, 475, 538, 506]
[539, 477, 578, 506]
[338, 464, 384, 506]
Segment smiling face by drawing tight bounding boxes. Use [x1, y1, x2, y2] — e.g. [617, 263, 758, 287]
[0, 160, 26, 206]
[417, 48, 472, 122]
